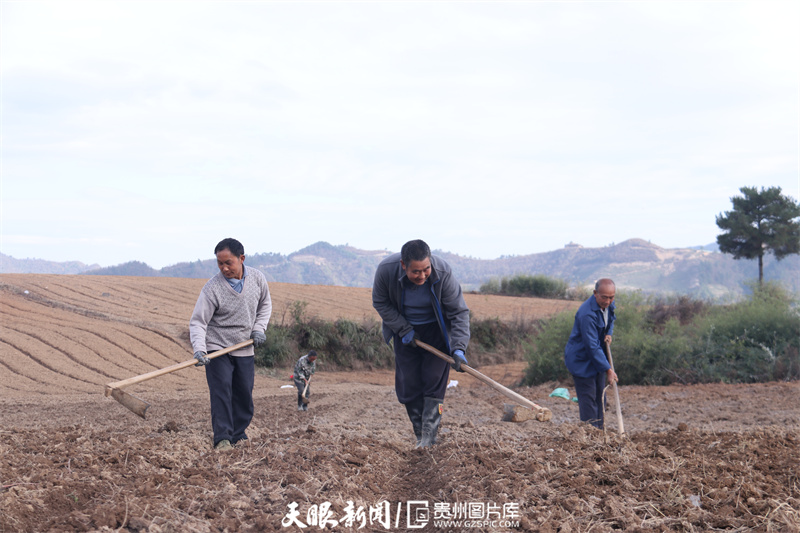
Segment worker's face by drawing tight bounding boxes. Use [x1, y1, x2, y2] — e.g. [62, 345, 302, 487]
[593, 284, 616, 310]
[216, 249, 245, 280]
[401, 258, 432, 286]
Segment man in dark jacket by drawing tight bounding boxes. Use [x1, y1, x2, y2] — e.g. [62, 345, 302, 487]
[372, 239, 470, 448]
[564, 278, 618, 428]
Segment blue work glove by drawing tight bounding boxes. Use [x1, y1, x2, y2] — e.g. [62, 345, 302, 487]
[194, 351, 210, 367]
[451, 350, 467, 372]
[401, 330, 417, 347]
[251, 330, 266, 347]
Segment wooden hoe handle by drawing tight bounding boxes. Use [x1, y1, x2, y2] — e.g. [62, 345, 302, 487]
[415, 340, 552, 420]
[104, 339, 254, 395]
[604, 340, 625, 435]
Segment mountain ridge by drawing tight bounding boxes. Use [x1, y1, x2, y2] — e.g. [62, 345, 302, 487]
[2, 238, 797, 300]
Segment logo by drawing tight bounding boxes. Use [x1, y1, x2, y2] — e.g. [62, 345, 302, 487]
[281, 500, 520, 530]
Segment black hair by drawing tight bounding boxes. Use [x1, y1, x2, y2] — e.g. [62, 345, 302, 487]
[214, 238, 245, 257]
[308, 350, 317, 358]
[400, 239, 431, 264]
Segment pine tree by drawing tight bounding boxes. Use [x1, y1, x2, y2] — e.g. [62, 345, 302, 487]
[716, 186, 800, 284]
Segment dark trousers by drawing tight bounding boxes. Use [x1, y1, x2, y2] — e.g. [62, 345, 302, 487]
[394, 321, 450, 404]
[294, 378, 309, 405]
[572, 372, 607, 429]
[205, 353, 255, 445]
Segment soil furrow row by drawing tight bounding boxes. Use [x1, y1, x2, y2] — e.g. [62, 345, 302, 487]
[0, 337, 96, 392]
[0, 355, 46, 393]
[41, 327, 159, 378]
[1, 324, 123, 382]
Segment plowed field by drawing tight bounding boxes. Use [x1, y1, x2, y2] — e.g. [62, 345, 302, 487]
[1, 274, 798, 533]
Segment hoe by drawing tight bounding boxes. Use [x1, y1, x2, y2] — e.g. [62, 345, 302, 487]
[105, 340, 254, 419]
[415, 340, 552, 422]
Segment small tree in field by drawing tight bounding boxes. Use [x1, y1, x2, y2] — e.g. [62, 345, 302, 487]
[716, 186, 800, 284]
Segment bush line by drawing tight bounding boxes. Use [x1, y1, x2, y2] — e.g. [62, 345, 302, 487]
[257, 283, 799, 386]
[480, 273, 591, 300]
[255, 301, 539, 371]
[523, 282, 800, 386]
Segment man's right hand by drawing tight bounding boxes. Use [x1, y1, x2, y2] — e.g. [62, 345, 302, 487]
[194, 351, 210, 366]
[401, 330, 417, 347]
[607, 368, 618, 384]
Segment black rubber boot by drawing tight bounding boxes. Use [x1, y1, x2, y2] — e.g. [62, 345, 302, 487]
[417, 397, 443, 449]
[404, 398, 424, 446]
[297, 393, 304, 411]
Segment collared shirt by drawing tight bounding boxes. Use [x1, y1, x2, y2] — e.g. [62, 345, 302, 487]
[226, 265, 247, 293]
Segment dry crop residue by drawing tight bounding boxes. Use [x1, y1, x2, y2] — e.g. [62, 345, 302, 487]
[1, 274, 798, 532]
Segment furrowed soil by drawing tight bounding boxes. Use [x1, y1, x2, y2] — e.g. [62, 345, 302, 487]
[1, 274, 798, 533]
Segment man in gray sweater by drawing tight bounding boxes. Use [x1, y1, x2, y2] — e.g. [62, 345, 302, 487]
[372, 239, 470, 448]
[190, 238, 272, 451]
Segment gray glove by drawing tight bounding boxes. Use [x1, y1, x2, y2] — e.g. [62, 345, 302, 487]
[251, 330, 266, 347]
[194, 351, 210, 366]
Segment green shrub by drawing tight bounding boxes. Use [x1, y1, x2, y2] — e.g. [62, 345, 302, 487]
[469, 314, 540, 365]
[522, 286, 800, 386]
[479, 278, 501, 294]
[481, 274, 571, 299]
[522, 310, 574, 384]
[253, 300, 394, 370]
[254, 301, 542, 371]
[254, 326, 296, 368]
[687, 282, 800, 382]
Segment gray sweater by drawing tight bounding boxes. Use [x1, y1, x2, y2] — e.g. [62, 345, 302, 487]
[189, 266, 272, 356]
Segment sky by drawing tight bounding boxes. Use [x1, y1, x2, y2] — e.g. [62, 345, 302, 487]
[2, 1, 798, 269]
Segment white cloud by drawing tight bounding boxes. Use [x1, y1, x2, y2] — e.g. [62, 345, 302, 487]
[2, 1, 797, 269]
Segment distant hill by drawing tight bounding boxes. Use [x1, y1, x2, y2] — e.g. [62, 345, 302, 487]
[78, 242, 392, 287]
[82, 260, 161, 277]
[438, 239, 799, 299]
[3, 239, 798, 300]
[0, 253, 100, 275]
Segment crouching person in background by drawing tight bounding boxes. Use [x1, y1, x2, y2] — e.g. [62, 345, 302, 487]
[293, 350, 317, 411]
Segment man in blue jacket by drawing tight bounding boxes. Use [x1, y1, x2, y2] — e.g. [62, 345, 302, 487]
[372, 239, 470, 448]
[564, 278, 618, 429]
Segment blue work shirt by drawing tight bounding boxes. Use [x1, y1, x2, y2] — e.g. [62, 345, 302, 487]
[564, 295, 615, 378]
[403, 279, 437, 326]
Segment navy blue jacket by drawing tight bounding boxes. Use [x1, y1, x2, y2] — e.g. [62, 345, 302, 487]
[564, 295, 615, 378]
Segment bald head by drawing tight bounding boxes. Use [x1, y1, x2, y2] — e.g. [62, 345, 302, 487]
[595, 278, 615, 291]
[593, 278, 616, 309]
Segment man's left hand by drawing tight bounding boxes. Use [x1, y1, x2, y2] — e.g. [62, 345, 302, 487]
[451, 350, 468, 372]
[251, 330, 267, 347]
